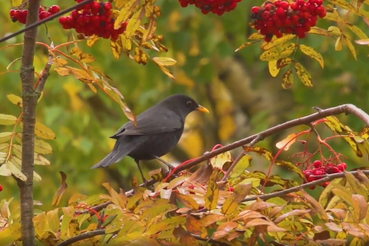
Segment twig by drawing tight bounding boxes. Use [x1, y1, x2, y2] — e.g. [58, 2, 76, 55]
[221, 135, 263, 181]
[55, 229, 105, 246]
[241, 170, 369, 203]
[0, 0, 94, 44]
[35, 44, 54, 94]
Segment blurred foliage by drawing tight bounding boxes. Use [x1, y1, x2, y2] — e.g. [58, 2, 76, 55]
[0, 0, 369, 241]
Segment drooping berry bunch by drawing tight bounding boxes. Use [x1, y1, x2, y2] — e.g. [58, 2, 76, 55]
[58, 0, 127, 41]
[250, 0, 326, 42]
[303, 160, 347, 189]
[9, 5, 60, 24]
[178, 0, 242, 16]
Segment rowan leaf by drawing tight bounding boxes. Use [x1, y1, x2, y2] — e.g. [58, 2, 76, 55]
[185, 215, 207, 238]
[152, 57, 177, 66]
[277, 57, 292, 68]
[268, 60, 280, 77]
[110, 38, 122, 59]
[10, 0, 22, 7]
[7, 94, 22, 107]
[299, 44, 324, 68]
[134, 47, 148, 65]
[35, 122, 56, 140]
[344, 37, 357, 60]
[260, 43, 296, 61]
[175, 193, 199, 210]
[309, 26, 333, 36]
[275, 160, 305, 179]
[52, 172, 68, 207]
[276, 133, 297, 151]
[261, 34, 295, 50]
[34, 138, 53, 155]
[0, 132, 12, 144]
[235, 41, 259, 52]
[294, 62, 313, 87]
[212, 221, 238, 240]
[204, 170, 220, 210]
[335, 36, 343, 51]
[346, 24, 368, 40]
[7, 160, 27, 181]
[229, 155, 251, 178]
[125, 7, 144, 38]
[209, 151, 232, 170]
[0, 114, 17, 125]
[355, 38, 369, 45]
[0, 222, 22, 246]
[115, 0, 137, 29]
[0, 163, 12, 176]
[54, 67, 70, 76]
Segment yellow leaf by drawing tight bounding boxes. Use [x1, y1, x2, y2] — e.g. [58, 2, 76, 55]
[159, 66, 175, 80]
[78, 53, 95, 63]
[344, 37, 357, 60]
[0, 163, 11, 176]
[261, 34, 295, 50]
[7, 94, 22, 107]
[10, 0, 22, 7]
[235, 41, 259, 52]
[134, 47, 148, 65]
[277, 57, 292, 68]
[86, 35, 99, 47]
[54, 67, 70, 76]
[0, 114, 17, 125]
[7, 160, 27, 181]
[0, 222, 21, 246]
[328, 26, 342, 36]
[335, 36, 343, 51]
[282, 68, 294, 89]
[248, 32, 265, 40]
[123, 7, 144, 38]
[204, 170, 220, 210]
[346, 24, 368, 40]
[268, 60, 280, 77]
[0, 132, 12, 144]
[275, 160, 305, 179]
[229, 155, 251, 178]
[328, 0, 357, 13]
[276, 133, 297, 151]
[309, 26, 332, 37]
[210, 151, 232, 170]
[355, 38, 369, 45]
[114, 0, 138, 29]
[34, 138, 53, 155]
[152, 57, 177, 66]
[299, 44, 324, 68]
[35, 122, 56, 140]
[33, 171, 42, 182]
[34, 153, 50, 165]
[54, 57, 68, 66]
[70, 47, 83, 57]
[294, 62, 313, 87]
[175, 193, 199, 210]
[67, 66, 95, 83]
[259, 43, 296, 61]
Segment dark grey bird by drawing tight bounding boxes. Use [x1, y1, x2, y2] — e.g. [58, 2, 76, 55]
[91, 94, 209, 182]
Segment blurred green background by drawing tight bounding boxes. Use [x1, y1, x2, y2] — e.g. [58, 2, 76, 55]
[1, 0, 369, 211]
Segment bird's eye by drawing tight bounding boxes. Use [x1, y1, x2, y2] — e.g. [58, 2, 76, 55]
[186, 101, 193, 106]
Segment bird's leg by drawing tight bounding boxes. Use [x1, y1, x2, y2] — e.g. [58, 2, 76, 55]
[134, 159, 147, 185]
[155, 156, 175, 170]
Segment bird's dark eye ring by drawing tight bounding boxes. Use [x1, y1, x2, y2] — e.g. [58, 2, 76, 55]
[186, 101, 192, 106]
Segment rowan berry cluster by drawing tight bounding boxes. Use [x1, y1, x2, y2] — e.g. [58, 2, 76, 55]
[178, 0, 242, 16]
[303, 160, 347, 189]
[10, 5, 60, 24]
[250, 0, 326, 42]
[58, 0, 127, 41]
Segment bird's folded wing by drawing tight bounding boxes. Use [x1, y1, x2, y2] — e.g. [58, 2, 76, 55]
[110, 110, 183, 138]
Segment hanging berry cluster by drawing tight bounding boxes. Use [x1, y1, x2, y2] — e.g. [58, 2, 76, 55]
[178, 0, 242, 16]
[58, 0, 127, 41]
[250, 0, 326, 42]
[9, 5, 60, 24]
[303, 160, 347, 189]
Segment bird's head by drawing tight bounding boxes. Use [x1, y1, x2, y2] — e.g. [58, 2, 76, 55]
[160, 94, 209, 119]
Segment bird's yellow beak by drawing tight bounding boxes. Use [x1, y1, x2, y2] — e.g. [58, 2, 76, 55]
[196, 105, 209, 113]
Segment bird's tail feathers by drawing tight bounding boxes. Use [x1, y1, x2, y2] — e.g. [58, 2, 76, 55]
[91, 142, 136, 169]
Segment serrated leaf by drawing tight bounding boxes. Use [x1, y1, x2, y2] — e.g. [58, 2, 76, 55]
[344, 37, 357, 60]
[0, 132, 12, 144]
[299, 44, 324, 68]
[7, 161, 27, 181]
[309, 26, 332, 36]
[268, 60, 280, 77]
[175, 193, 199, 210]
[229, 155, 251, 178]
[86, 35, 99, 47]
[275, 160, 304, 179]
[260, 43, 296, 61]
[261, 34, 295, 50]
[294, 62, 313, 87]
[152, 57, 177, 66]
[7, 94, 22, 107]
[346, 24, 368, 40]
[54, 67, 70, 76]
[35, 122, 56, 140]
[124, 7, 144, 38]
[0, 114, 17, 125]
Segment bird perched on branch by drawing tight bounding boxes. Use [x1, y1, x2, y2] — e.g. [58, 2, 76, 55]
[91, 94, 209, 182]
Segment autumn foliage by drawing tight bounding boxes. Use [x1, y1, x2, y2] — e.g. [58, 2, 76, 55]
[1, 0, 369, 245]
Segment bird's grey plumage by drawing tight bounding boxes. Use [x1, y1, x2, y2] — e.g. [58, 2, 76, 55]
[91, 94, 207, 172]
